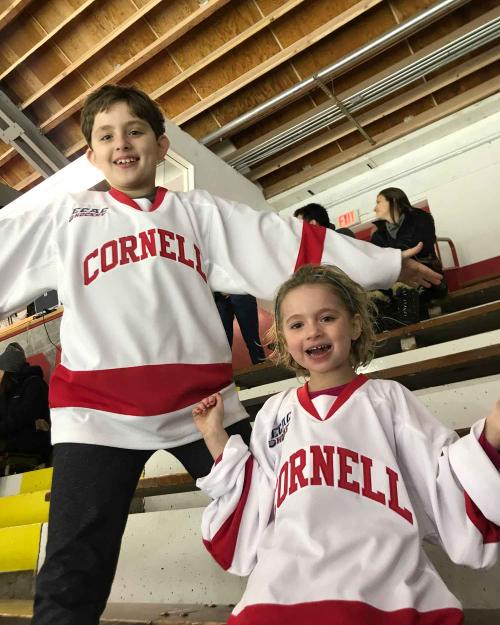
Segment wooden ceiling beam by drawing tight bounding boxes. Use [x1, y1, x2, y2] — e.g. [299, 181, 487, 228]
[20, 0, 167, 110]
[0, 0, 33, 30]
[150, 0, 307, 102]
[227, 3, 500, 166]
[0, 0, 231, 169]
[0, 0, 99, 81]
[248, 43, 500, 181]
[263, 74, 500, 198]
[172, 0, 384, 125]
[11, 44, 500, 193]
[35, 0, 231, 133]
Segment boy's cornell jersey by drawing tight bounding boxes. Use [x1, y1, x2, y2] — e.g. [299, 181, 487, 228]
[0, 188, 401, 449]
[198, 377, 500, 625]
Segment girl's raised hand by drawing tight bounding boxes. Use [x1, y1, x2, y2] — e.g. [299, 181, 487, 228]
[484, 399, 500, 450]
[192, 393, 224, 436]
[192, 393, 229, 461]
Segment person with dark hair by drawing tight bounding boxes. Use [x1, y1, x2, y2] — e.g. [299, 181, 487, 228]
[0, 343, 51, 463]
[370, 187, 446, 329]
[294, 203, 332, 228]
[294, 202, 356, 237]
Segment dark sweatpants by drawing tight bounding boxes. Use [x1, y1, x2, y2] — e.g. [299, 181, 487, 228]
[32, 419, 252, 625]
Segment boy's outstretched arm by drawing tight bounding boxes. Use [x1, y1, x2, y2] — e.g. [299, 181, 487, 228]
[400, 243, 442, 287]
[193, 393, 229, 461]
[195, 191, 442, 298]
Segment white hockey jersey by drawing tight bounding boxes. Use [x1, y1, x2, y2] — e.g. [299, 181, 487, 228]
[0, 187, 400, 449]
[198, 375, 500, 625]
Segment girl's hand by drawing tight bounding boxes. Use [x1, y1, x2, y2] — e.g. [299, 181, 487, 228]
[399, 243, 443, 288]
[192, 393, 229, 461]
[484, 399, 500, 450]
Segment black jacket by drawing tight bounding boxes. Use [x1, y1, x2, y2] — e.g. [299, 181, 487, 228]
[371, 208, 437, 261]
[0, 364, 51, 457]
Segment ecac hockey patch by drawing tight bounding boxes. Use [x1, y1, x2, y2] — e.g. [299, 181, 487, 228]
[268, 412, 291, 448]
[69, 207, 108, 222]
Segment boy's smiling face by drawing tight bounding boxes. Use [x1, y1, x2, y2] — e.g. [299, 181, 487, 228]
[87, 101, 169, 198]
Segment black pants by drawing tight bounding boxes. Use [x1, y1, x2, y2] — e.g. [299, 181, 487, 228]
[215, 293, 266, 365]
[32, 419, 252, 625]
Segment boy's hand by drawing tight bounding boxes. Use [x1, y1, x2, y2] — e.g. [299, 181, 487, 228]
[484, 399, 500, 450]
[192, 393, 229, 461]
[399, 243, 443, 288]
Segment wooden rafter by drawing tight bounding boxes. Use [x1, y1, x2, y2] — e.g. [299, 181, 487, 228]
[227, 3, 500, 167]
[172, 0, 384, 125]
[20, 0, 167, 110]
[0, 0, 231, 170]
[247, 43, 500, 181]
[35, 0, 231, 132]
[149, 0, 307, 102]
[0, 0, 99, 81]
[264, 74, 500, 198]
[0, 0, 33, 30]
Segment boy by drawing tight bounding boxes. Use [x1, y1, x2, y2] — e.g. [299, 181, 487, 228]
[0, 85, 440, 625]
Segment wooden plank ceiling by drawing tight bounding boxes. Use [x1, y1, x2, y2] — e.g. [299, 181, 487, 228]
[0, 0, 499, 199]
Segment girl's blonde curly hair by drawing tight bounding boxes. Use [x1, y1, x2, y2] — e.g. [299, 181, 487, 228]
[266, 264, 376, 374]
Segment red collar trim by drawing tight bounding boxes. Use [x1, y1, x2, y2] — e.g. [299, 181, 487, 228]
[108, 187, 168, 212]
[297, 374, 368, 421]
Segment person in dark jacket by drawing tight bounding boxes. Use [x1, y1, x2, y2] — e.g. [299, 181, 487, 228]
[0, 343, 51, 463]
[370, 188, 446, 329]
[371, 188, 438, 260]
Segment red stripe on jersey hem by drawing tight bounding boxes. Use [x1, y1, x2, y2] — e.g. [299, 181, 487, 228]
[49, 362, 233, 416]
[297, 374, 368, 421]
[108, 186, 168, 212]
[464, 491, 500, 544]
[294, 220, 326, 271]
[203, 456, 254, 570]
[227, 600, 463, 625]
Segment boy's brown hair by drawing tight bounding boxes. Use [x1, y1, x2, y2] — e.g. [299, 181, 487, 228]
[81, 84, 165, 147]
[266, 264, 376, 374]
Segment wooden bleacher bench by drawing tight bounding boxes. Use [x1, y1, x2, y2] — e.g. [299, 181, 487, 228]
[45, 472, 197, 502]
[375, 300, 500, 357]
[429, 276, 500, 315]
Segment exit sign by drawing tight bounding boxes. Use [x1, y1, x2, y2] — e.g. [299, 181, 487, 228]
[337, 209, 359, 228]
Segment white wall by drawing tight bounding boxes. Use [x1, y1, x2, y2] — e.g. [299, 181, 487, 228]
[278, 94, 500, 268]
[164, 119, 272, 211]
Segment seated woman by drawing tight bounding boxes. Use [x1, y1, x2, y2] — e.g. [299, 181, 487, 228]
[370, 187, 446, 329]
[0, 343, 51, 465]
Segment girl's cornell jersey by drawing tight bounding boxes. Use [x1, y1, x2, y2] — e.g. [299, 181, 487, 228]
[0, 187, 401, 449]
[198, 376, 500, 625]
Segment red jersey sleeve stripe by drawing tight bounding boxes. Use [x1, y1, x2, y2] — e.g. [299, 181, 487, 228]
[203, 456, 254, 571]
[49, 362, 233, 416]
[464, 491, 500, 544]
[294, 220, 327, 271]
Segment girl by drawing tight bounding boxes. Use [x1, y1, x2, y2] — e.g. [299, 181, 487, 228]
[192, 264, 500, 625]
